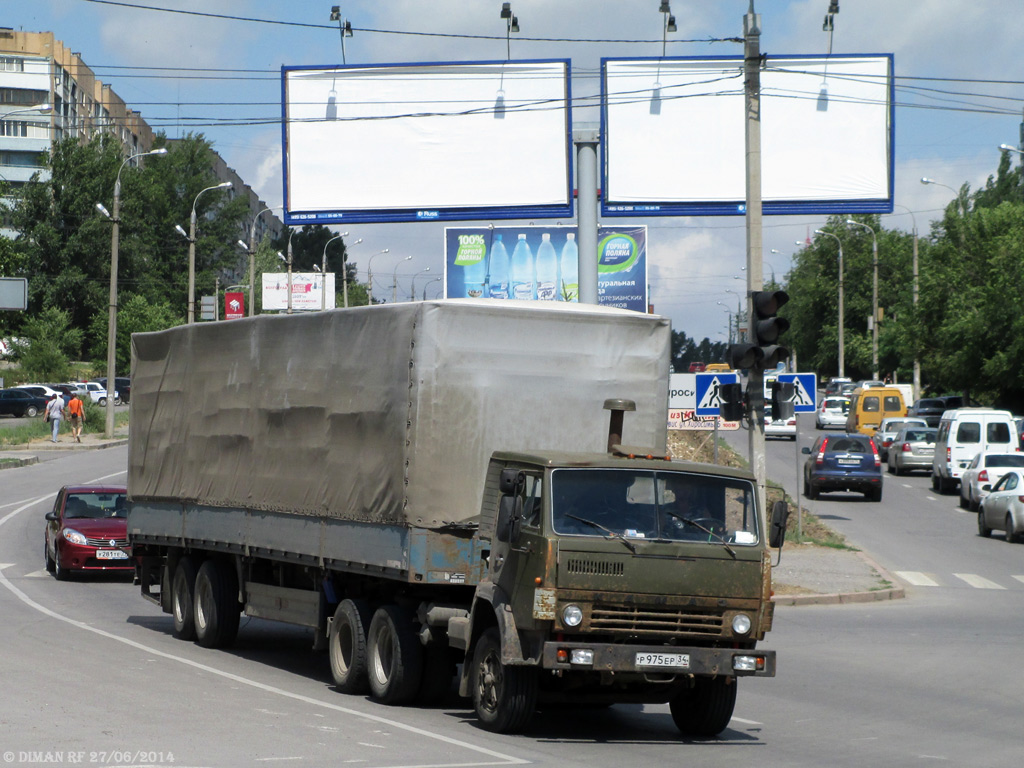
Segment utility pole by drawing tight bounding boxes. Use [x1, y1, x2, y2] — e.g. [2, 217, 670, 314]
[743, 2, 767, 502]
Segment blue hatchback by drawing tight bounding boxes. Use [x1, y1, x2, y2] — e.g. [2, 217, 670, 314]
[802, 432, 883, 502]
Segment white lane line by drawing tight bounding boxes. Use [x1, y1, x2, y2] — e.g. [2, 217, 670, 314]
[730, 716, 763, 726]
[953, 573, 1006, 590]
[0, 483, 527, 767]
[1012, 576, 1024, 585]
[894, 571, 940, 587]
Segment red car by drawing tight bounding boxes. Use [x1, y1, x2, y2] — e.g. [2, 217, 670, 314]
[44, 485, 132, 580]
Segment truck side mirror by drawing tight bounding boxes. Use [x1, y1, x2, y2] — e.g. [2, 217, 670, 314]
[499, 468, 524, 495]
[769, 500, 789, 549]
[496, 468, 525, 543]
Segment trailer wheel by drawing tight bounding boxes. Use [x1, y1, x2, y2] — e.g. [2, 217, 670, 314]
[193, 559, 240, 649]
[329, 598, 372, 694]
[367, 605, 423, 705]
[669, 676, 737, 738]
[172, 557, 199, 640]
[472, 627, 537, 733]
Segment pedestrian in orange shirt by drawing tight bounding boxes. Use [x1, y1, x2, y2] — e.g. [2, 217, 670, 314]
[67, 391, 85, 443]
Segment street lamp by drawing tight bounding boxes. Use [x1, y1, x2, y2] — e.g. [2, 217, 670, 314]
[95, 146, 167, 439]
[183, 181, 232, 323]
[422, 276, 443, 301]
[392, 255, 413, 303]
[411, 267, 431, 302]
[717, 301, 734, 344]
[812, 230, 845, 378]
[366, 249, 390, 304]
[321, 231, 348, 311]
[890, 205, 920, 400]
[341, 238, 362, 307]
[277, 250, 292, 313]
[245, 206, 282, 317]
[846, 219, 879, 379]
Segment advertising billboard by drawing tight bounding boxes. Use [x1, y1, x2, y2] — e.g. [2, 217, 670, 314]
[602, 54, 894, 216]
[282, 60, 573, 225]
[444, 226, 647, 313]
[262, 273, 336, 311]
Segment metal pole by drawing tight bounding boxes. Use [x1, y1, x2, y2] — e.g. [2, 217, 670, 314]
[286, 234, 294, 314]
[248, 206, 282, 317]
[187, 209, 197, 324]
[743, 2, 766, 502]
[574, 125, 600, 305]
[912, 224, 919, 400]
[847, 219, 879, 379]
[105, 178, 120, 439]
[813, 230, 844, 378]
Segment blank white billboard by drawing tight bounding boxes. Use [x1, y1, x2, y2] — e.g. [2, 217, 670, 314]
[262, 273, 335, 311]
[283, 60, 572, 224]
[602, 55, 893, 216]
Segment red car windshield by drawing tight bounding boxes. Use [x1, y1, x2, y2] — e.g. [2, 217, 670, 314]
[64, 492, 127, 519]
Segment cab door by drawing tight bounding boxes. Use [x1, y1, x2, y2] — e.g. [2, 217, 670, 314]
[489, 469, 546, 621]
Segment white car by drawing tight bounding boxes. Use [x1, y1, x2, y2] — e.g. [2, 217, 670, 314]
[960, 452, 1024, 511]
[765, 406, 796, 440]
[816, 396, 850, 430]
[69, 382, 117, 406]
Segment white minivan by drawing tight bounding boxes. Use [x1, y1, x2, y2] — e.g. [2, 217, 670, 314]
[932, 408, 1020, 493]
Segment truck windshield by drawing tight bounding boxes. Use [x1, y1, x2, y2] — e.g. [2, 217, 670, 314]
[550, 468, 759, 546]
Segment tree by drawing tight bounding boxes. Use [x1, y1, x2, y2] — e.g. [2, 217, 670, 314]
[87, 294, 181, 375]
[18, 306, 82, 382]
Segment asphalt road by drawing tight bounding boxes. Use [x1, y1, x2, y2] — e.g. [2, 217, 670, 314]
[2, 443, 1022, 767]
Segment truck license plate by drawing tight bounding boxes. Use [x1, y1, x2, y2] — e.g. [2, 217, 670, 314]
[635, 652, 689, 669]
[96, 549, 128, 560]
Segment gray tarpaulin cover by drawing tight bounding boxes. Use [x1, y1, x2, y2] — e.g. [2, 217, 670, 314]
[129, 300, 670, 529]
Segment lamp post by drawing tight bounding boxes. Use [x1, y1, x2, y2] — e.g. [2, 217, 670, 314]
[341, 238, 362, 307]
[184, 181, 232, 323]
[811, 231, 844, 378]
[95, 146, 167, 439]
[422, 276, 443, 301]
[891, 205, 919, 400]
[410, 267, 431, 302]
[717, 302, 734, 344]
[846, 219, 879, 379]
[321, 231, 348, 311]
[392, 255, 413, 303]
[366, 249, 390, 304]
[245, 206, 282, 317]
[277, 250, 292, 313]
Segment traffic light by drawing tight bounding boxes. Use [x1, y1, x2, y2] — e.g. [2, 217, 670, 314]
[752, 290, 790, 369]
[720, 382, 745, 421]
[771, 381, 795, 421]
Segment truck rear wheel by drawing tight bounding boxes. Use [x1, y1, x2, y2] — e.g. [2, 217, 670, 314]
[472, 627, 537, 733]
[367, 605, 423, 705]
[670, 677, 737, 738]
[172, 557, 199, 640]
[330, 598, 372, 694]
[193, 559, 241, 649]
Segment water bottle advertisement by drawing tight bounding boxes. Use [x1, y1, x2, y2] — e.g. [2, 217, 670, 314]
[443, 226, 647, 312]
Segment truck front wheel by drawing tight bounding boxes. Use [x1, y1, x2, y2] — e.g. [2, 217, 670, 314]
[472, 627, 537, 733]
[670, 676, 737, 738]
[193, 559, 241, 649]
[172, 557, 199, 640]
[367, 605, 423, 705]
[330, 598, 372, 694]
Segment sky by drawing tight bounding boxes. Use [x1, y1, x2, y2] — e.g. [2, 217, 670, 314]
[5, 0, 1022, 341]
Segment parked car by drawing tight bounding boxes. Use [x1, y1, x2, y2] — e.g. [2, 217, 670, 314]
[802, 433, 883, 501]
[886, 427, 938, 475]
[824, 377, 852, 397]
[764, 405, 796, 440]
[932, 408, 1020, 493]
[874, 417, 928, 460]
[68, 381, 115, 406]
[909, 396, 964, 428]
[977, 470, 1024, 542]
[13, 384, 62, 400]
[840, 382, 858, 397]
[959, 453, 1024, 511]
[96, 376, 130, 404]
[816, 396, 850, 430]
[0, 388, 49, 418]
[44, 485, 132, 580]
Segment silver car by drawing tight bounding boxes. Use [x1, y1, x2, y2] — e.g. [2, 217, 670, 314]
[886, 427, 937, 475]
[978, 469, 1024, 542]
[816, 396, 850, 430]
[959, 452, 1024, 511]
[875, 417, 928, 461]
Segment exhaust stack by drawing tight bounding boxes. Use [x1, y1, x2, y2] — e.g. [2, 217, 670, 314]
[603, 398, 636, 453]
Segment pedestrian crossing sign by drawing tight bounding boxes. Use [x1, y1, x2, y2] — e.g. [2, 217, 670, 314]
[776, 373, 817, 412]
[694, 372, 740, 416]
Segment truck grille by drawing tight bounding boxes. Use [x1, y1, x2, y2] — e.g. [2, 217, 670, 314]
[590, 603, 724, 637]
[566, 558, 624, 576]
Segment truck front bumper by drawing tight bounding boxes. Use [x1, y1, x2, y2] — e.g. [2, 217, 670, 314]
[541, 642, 775, 677]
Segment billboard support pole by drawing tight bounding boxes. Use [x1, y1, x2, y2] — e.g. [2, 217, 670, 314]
[743, 2, 767, 504]
[574, 125, 600, 305]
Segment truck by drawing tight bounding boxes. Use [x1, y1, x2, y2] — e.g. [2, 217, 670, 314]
[128, 300, 787, 736]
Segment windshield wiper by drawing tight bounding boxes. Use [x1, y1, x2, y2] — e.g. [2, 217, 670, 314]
[662, 509, 736, 558]
[564, 513, 637, 554]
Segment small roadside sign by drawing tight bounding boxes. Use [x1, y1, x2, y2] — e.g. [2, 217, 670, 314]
[200, 295, 217, 321]
[777, 373, 817, 412]
[0, 277, 28, 311]
[695, 372, 740, 416]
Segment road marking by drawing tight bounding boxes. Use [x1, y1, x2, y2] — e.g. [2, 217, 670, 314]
[953, 573, 1006, 590]
[894, 571, 940, 587]
[1013, 576, 1024, 586]
[730, 716, 763, 726]
[0, 480, 528, 767]
[23, 569, 49, 578]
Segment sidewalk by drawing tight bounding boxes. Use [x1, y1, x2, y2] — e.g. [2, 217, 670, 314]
[0, 426, 129, 467]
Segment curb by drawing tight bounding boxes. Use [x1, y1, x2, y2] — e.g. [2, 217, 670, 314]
[773, 550, 906, 606]
[0, 455, 39, 470]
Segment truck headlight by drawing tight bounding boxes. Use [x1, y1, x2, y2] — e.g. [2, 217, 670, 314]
[731, 613, 752, 635]
[562, 604, 583, 627]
